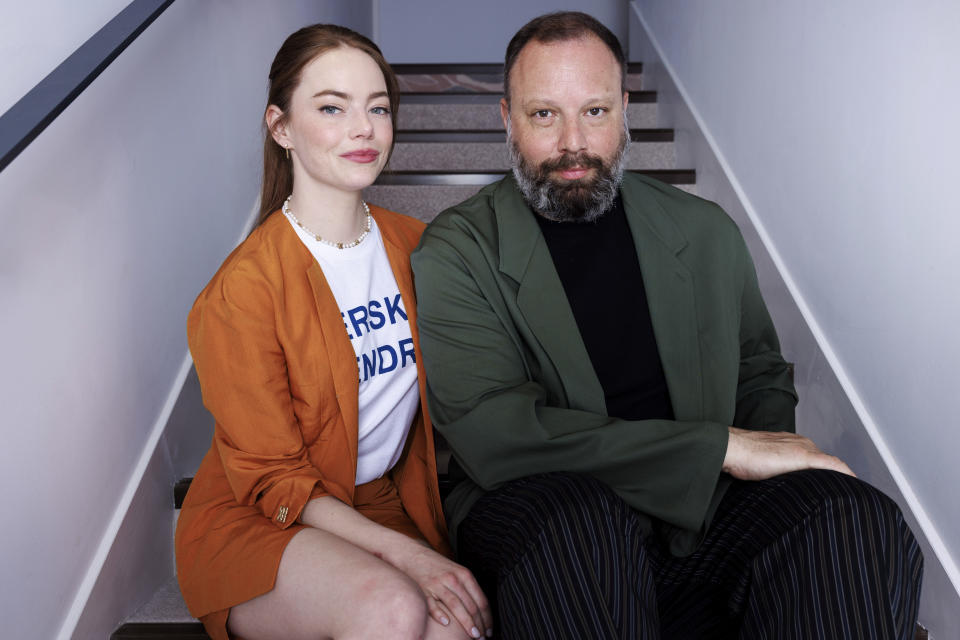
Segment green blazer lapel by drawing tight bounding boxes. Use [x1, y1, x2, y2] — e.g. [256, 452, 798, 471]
[621, 180, 704, 420]
[493, 179, 606, 413]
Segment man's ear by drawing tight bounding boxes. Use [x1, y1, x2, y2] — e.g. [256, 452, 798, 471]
[265, 104, 289, 148]
[623, 91, 629, 113]
[500, 98, 510, 131]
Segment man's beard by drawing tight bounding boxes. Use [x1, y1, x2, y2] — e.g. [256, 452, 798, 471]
[508, 117, 629, 223]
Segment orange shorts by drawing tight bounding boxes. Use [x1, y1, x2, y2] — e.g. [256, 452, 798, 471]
[197, 474, 423, 640]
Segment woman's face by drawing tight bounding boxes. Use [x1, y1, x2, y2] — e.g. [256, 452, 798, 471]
[272, 46, 392, 196]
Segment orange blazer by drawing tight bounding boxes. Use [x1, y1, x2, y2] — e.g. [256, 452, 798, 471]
[176, 206, 450, 619]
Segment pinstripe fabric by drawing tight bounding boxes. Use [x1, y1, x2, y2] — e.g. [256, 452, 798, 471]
[457, 470, 922, 640]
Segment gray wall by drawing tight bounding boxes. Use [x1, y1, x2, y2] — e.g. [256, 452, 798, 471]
[0, 2, 373, 638]
[630, 1, 960, 636]
[376, 0, 628, 63]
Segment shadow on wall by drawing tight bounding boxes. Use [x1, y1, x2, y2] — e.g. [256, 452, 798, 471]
[163, 365, 214, 480]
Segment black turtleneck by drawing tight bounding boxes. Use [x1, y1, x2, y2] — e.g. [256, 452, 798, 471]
[534, 197, 674, 421]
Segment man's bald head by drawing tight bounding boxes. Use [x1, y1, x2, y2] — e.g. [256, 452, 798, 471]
[503, 11, 626, 106]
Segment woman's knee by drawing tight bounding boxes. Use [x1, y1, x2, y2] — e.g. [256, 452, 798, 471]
[234, 528, 433, 640]
[345, 570, 429, 639]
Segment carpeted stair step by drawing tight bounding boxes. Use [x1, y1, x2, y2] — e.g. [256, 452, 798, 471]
[365, 170, 697, 221]
[388, 127, 675, 172]
[393, 62, 643, 93]
[397, 93, 657, 130]
[111, 573, 207, 638]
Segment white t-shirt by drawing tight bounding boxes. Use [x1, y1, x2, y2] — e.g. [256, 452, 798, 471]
[285, 212, 419, 485]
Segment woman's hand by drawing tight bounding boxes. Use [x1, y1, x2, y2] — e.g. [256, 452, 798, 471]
[393, 541, 493, 639]
[299, 495, 492, 636]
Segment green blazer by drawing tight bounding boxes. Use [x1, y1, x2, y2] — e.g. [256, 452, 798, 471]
[411, 173, 796, 555]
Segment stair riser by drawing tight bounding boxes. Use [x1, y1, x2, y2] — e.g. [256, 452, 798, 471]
[396, 72, 643, 93]
[364, 182, 696, 220]
[397, 102, 657, 130]
[388, 142, 675, 172]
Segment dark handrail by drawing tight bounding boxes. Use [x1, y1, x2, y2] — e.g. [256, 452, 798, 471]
[0, 0, 175, 173]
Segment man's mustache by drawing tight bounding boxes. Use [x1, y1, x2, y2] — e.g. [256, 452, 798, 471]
[538, 152, 605, 175]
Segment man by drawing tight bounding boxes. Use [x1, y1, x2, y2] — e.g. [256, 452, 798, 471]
[411, 11, 922, 639]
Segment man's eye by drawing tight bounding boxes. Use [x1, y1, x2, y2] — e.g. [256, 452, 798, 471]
[533, 110, 552, 119]
[587, 107, 606, 116]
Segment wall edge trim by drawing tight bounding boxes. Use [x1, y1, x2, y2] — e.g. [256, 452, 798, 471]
[56, 355, 193, 640]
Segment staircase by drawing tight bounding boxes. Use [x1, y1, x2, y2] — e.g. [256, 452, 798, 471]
[111, 61, 691, 640]
[366, 62, 694, 220]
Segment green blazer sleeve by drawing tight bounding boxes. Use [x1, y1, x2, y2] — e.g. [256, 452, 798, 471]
[732, 241, 797, 432]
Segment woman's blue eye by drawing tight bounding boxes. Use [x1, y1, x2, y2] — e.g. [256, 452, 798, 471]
[371, 106, 391, 116]
[319, 105, 341, 114]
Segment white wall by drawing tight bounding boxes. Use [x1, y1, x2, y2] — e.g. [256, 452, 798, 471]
[0, 2, 372, 638]
[0, 0, 130, 115]
[631, 1, 960, 636]
[376, 0, 628, 63]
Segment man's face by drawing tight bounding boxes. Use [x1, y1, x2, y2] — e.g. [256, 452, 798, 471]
[502, 35, 629, 222]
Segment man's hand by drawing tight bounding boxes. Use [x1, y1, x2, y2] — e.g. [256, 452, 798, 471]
[723, 427, 855, 481]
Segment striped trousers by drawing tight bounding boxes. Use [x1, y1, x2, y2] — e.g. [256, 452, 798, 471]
[457, 470, 923, 639]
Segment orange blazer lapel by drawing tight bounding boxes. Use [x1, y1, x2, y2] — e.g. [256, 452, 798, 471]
[304, 261, 361, 475]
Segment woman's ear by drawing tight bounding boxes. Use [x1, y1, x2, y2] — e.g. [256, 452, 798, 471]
[265, 105, 289, 148]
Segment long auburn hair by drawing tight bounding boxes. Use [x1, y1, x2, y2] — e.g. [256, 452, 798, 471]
[256, 24, 400, 226]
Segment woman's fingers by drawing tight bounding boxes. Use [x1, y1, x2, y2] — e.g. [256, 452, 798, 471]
[435, 580, 483, 638]
[458, 571, 493, 636]
[425, 596, 452, 627]
[398, 545, 493, 637]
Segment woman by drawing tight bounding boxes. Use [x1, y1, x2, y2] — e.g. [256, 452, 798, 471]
[175, 24, 491, 640]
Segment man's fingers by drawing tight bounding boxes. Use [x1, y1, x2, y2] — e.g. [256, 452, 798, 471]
[818, 453, 856, 478]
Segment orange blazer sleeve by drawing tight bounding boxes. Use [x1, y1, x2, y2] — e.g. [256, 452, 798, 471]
[188, 254, 334, 529]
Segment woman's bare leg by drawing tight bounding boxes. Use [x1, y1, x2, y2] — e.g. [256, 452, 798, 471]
[226, 527, 472, 640]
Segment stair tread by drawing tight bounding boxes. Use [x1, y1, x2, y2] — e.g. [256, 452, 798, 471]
[126, 576, 195, 623]
[391, 63, 642, 93]
[112, 622, 209, 639]
[396, 102, 657, 130]
[391, 62, 643, 74]
[375, 169, 696, 186]
[395, 129, 674, 142]
[400, 90, 655, 104]
[389, 141, 674, 172]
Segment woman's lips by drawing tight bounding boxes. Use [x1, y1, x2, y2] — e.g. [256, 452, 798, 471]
[341, 149, 380, 163]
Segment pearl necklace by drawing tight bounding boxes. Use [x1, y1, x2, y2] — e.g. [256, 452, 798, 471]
[282, 195, 371, 249]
